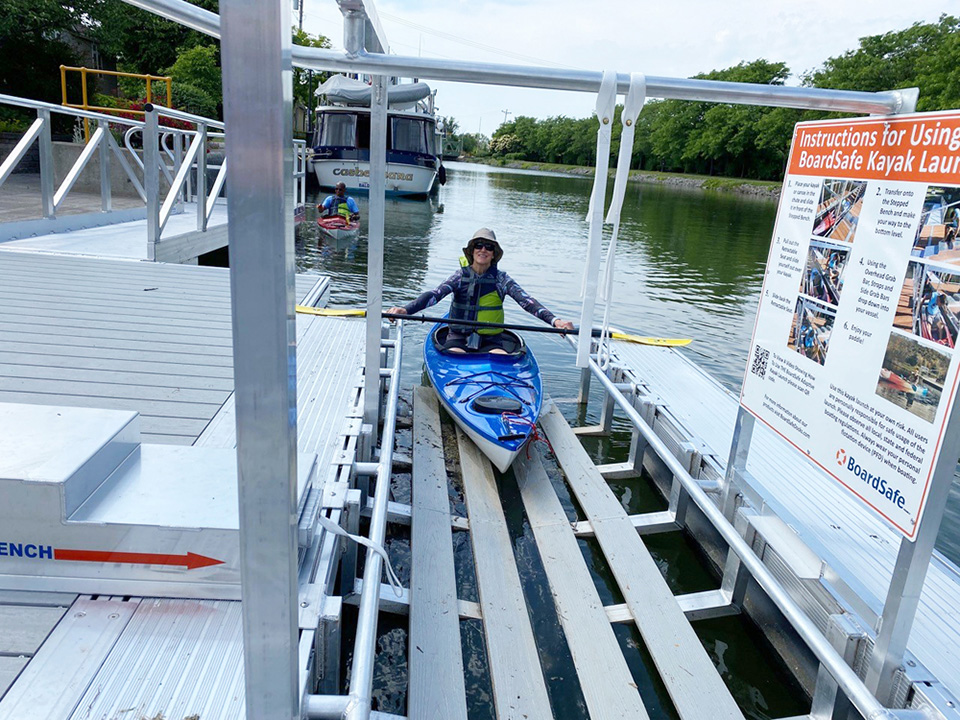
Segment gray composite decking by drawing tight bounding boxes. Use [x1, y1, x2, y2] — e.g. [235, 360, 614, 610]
[611, 340, 960, 700]
[408, 387, 468, 720]
[0, 250, 325, 445]
[0, 591, 73, 699]
[539, 401, 745, 720]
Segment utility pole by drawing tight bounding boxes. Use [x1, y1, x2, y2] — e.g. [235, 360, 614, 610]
[502, 109, 511, 124]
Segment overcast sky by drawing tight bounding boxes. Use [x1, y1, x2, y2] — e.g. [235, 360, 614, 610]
[299, 0, 949, 134]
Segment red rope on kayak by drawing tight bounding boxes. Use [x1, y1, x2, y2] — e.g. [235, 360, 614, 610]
[501, 412, 554, 459]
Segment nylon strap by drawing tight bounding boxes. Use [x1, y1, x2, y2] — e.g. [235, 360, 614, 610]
[576, 70, 618, 369]
[598, 73, 646, 369]
[316, 513, 404, 598]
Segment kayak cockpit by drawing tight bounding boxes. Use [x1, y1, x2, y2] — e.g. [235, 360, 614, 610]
[431, 325, 527, 356]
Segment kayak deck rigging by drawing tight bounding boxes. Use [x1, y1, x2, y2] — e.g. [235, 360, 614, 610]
[444, 369, 536, 404]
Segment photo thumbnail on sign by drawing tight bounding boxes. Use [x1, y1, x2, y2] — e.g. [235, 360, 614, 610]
[813, 179, 867, 243]
[876, 330, 949, 424]
[911, 185, 960, 265]
[789, 297, 836, 366]
[800, 240, 849, 306]
[894, 261, 960, 348]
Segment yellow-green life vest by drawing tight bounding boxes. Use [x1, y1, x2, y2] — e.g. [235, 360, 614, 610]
[451, 259, 504, 334]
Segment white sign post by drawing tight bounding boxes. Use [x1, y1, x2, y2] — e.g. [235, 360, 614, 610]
[735, 110, 960, 703]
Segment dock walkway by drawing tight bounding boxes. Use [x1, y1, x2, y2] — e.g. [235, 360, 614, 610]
[0, 248, 369, 716]
[610, 340, 960, 700]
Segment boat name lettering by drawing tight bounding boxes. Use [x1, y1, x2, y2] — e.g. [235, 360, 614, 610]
[332, 168, 414, 182]
[842, 455, 907, 511]
[0, 542, 53, 559]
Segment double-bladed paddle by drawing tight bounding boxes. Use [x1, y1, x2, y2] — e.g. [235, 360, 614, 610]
[294, 305, 691, 347]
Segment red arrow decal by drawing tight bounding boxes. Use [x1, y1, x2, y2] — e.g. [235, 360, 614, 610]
[53, 549, 224, 570]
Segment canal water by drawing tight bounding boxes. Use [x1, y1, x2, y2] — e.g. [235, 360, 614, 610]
[296, 161, 960, 718]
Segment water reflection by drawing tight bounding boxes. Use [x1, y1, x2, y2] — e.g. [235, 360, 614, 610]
[297, 193, 443, 304]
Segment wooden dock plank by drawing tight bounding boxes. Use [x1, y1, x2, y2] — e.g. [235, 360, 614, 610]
[457, 429, 552, 720]
[514, 452, 649, 720]
[409, 387, 468, 720]
[540, 401, 745, 720]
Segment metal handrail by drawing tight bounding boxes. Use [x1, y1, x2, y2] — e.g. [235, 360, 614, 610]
[0, 95, 152, 219]
[305, 324, 404, 720]
[576, 347, 901, 720]
[60, 65, 173, 142]
[0, 93, 236, 248]
[0, 92, 148, 126]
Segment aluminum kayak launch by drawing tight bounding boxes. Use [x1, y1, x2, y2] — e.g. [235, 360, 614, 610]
[424, 325, 543, 472]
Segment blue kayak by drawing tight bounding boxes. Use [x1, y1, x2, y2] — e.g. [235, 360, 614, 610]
[424, 324, 543, 472]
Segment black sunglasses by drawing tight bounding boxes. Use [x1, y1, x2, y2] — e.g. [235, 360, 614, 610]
[473, 241, 496, 252]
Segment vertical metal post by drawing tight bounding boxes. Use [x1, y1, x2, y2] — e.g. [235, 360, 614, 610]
[173, 133, 185, 213]
[196, 123, 207, 231]
[864, 392, 960, 704]
[98, 120, 111, 212]
[37, 109, 55, 219]
[577, 367, 591, 404]
[144, 108, 160, 260]
[599, 379, 616, 434]
[363, 75, 388, 438]
[810, 614, 863, 720]
[221, 0, 299, 717]
[81, 68, 90, 142]
[722, 406, 755, 521]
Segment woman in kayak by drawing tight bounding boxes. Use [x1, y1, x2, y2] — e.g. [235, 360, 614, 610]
[388, 227, 573, 353]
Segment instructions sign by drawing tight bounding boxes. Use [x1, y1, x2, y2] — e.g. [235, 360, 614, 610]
[741, 111, 960, 539]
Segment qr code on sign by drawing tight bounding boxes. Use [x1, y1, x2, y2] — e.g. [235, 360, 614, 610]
[751, 346, 770, 379]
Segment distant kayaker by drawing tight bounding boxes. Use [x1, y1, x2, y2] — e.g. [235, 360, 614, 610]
[388, 227, 574, 353]
[319, 182, 360, 221]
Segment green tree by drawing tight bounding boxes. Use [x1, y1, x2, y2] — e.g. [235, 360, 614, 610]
[161, 44, 220, 117]
[292, 27, 331, 119]
[0, 0, 90, 116]
[86, 0, 220, 76]
[804, 15, 960, 111]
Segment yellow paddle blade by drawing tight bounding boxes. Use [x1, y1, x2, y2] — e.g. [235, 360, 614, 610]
[295, 305, 366, 317]
[609, 331, 691, 347]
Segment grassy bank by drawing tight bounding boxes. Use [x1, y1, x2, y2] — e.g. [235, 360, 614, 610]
[460, 157, 782, 199]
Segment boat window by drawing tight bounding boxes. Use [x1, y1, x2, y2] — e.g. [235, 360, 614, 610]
[320, 114, 356, 147]
[391, 117, 427, 154]
[357, 113, 371, 150]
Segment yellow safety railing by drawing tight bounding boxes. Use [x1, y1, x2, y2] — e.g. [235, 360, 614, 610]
[60, 65, 173, 142]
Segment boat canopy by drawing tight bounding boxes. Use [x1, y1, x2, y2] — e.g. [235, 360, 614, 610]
[315, 74, 432, 109]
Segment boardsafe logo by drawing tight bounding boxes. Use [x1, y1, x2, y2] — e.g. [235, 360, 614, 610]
[837, 449, 906, 511]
